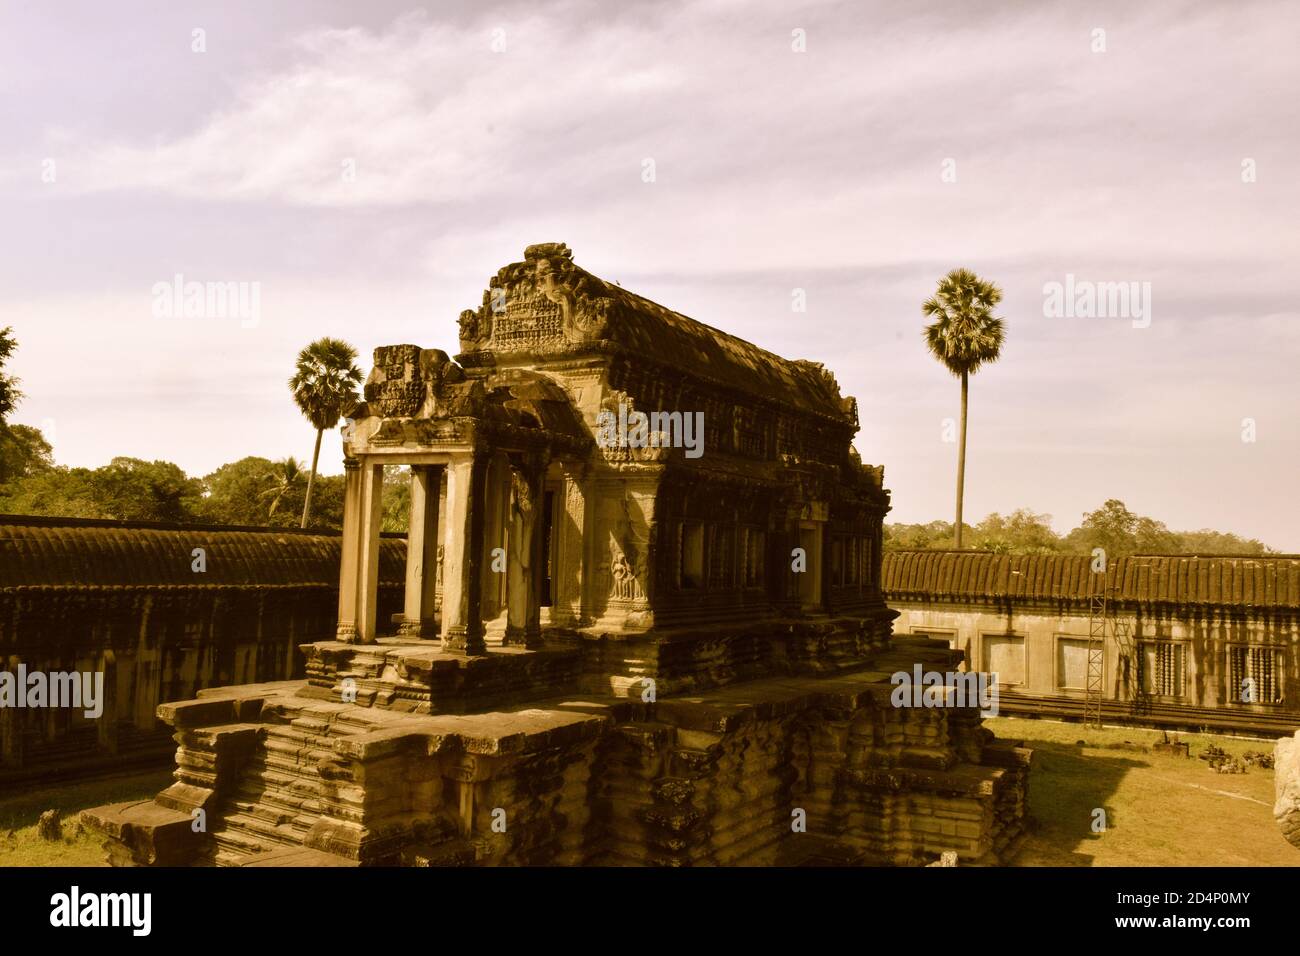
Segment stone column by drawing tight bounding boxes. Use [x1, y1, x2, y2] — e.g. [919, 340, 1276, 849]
[525, 470, 548, 648]
[441, 452, 488, 656]
[0, 659, 21, 768]
[355, 462, 386, 644]
[97, 651, 119, 756]
[400, 464, 444, 639]
[336, 457, 363, 642]
[504, 461, 546, 648]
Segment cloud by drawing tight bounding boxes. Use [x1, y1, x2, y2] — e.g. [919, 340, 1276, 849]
[2, 0, 1299, 546]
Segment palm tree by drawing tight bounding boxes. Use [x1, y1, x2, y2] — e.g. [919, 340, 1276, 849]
[260, 457, 305, 519]
[289, 338, 363, 528]
[922, 269, 1006, 549]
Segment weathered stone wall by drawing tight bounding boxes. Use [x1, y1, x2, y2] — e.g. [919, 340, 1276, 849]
[884, 551, 1300, 734]
[0, 516, 405, 780]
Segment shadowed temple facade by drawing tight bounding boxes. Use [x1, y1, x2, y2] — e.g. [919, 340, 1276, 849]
[83, 243, 1031, 867]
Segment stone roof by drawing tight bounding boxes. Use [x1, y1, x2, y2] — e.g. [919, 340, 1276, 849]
[459, 243, 856, 424]
[0, 515, 406, 590]
[605, 286, 851, 421]
[882, 550, 1300, 609]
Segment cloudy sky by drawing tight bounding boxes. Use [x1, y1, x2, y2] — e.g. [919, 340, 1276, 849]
[2, 0, 1297, 547]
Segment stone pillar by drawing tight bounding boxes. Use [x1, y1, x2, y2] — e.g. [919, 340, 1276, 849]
[504, 461, 546, 649]
[355, 462, 386, 644]
[0, 659, 21, 768]
[441, 452, 488, 656]
[400, 464, 444, 638]
[525, 471, 548, 649]
[336, 457, 364, 642]
[551, 466, 586, 625]
[97, 651, 119, 756]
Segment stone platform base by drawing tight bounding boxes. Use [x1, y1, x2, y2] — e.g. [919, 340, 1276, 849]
[302, 638, 584, 714]
[82, 636, 1031, 867]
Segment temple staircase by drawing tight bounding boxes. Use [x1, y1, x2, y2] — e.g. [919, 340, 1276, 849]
[195, 711, 348, 866]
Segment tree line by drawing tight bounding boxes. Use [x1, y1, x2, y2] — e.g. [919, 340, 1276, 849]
[885, 501, 1274, 556]
[0, 325, 1275, 552]
[0, 327, 409, 532]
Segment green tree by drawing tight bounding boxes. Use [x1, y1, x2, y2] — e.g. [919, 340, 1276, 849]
[1063, 499, 1133, 556]
[0, 458, 200, 522]
[972, 510, 1062, 554]
[0, 423, 53, 485]
[1175, 529, 1270, 555]
[303, 474, 345, 531]
[289, 338, 363, 529]
[381, 464, 411, 533]
[194, 456, 279, 525]
[1063, 499, 1179, 557]
[922, 269, 1006, 549]
[0, 327, 20, 425]
[884, 520, 958, 551]
[0, 466, 104, 518]
[260, 457, 305, 518]
[91, 457, 202, 522]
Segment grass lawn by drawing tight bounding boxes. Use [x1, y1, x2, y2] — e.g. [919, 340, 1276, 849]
[987, 716, 1298, 867]
[0, 769, 174, 867]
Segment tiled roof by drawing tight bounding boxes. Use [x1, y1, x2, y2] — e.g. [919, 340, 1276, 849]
[0, 515, 406, 589]
[882, 550, 1300, 609]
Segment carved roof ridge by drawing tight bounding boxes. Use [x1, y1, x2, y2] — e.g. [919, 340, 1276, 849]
[458, 243, 857, 424]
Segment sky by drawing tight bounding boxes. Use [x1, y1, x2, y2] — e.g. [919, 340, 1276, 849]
[1, 0, 1297, 547]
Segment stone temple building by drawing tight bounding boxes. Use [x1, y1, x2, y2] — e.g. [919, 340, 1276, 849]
[84, 243, 1030, 867]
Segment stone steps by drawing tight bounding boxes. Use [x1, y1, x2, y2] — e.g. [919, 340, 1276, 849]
[203, 717, 338, 865]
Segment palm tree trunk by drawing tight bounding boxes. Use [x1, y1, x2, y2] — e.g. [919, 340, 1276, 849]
[955, 369, 968, 549]
[301, 428, 323, 528]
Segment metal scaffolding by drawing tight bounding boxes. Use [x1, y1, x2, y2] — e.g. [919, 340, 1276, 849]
[1084, 572, 1106, 728]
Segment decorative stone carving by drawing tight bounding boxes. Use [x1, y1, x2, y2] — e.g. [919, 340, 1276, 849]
[458, 309, 490, 351]
[609, 540, 640, 602]
[458, 242, 617, 354]
[363, 345, 471, 423]
[364, 344, 424, 418]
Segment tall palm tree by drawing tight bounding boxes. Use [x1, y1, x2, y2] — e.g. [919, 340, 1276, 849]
[289, 338, 363, 528]
[260, 456, 305, 518]
[922, 269, 1006, 549]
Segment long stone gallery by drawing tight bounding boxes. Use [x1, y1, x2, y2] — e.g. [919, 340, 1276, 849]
[75, 243, 1031, 866]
